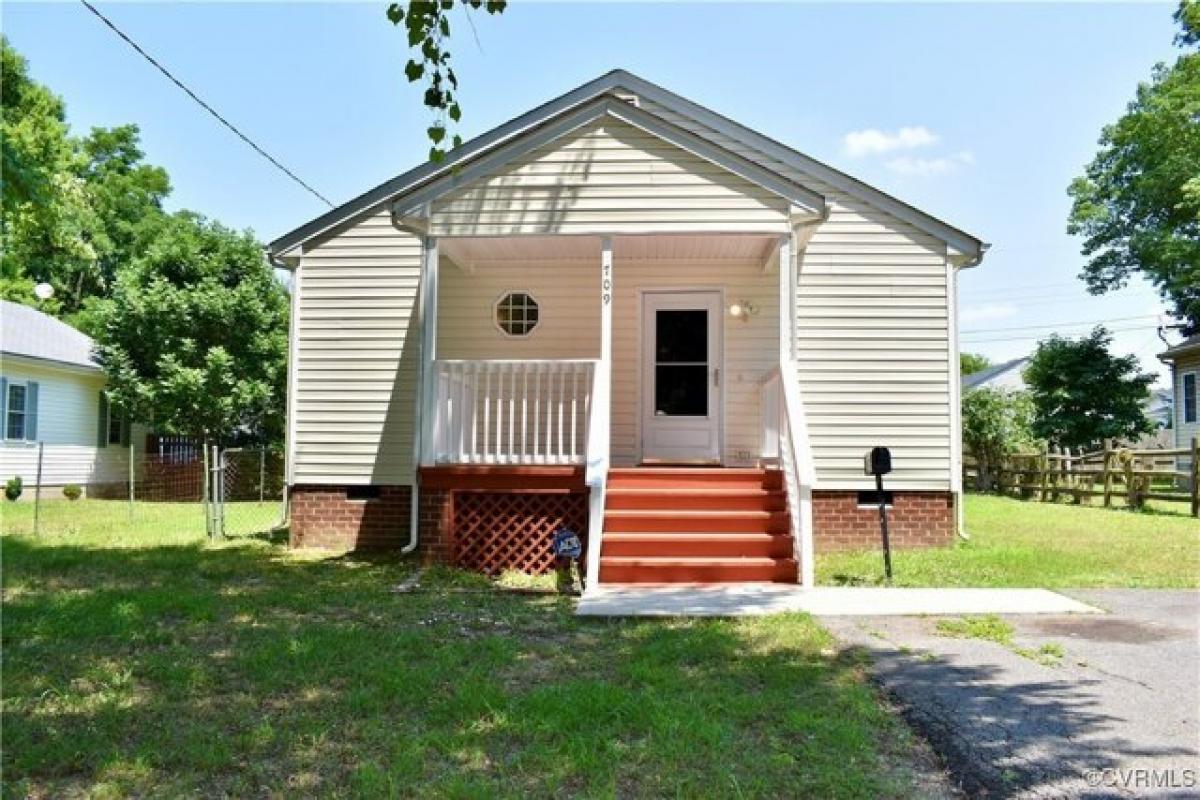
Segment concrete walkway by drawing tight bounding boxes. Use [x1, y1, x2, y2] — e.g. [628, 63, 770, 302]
[576, 584, 1101, 617]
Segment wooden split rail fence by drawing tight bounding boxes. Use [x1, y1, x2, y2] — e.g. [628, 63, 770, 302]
[965, 437, 1199, 517]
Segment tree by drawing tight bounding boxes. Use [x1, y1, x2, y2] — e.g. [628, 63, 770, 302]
[91, 213, 289, 444]
[960, 352, 992, 376]
[0, 39, 171, 320]
[1, 36, 77, 305]
[1067, 2, 1200, 334]
[1023, 326, 1156, 451]
[386, 0, 507, 161]
[962, 388, 1038, 491]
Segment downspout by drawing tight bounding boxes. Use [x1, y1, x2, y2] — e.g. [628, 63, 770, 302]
[950, 242, 989, 541]
[268, 250, 300, 535]
[393, 206, 432, 556]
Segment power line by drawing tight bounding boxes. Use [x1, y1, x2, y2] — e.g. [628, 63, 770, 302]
[79, 0, 334, 209]
[961, 313, 1162, 336]
[961, 323, 1160, 344]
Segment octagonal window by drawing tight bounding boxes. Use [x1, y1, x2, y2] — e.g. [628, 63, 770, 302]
[495, 291, 539, 337]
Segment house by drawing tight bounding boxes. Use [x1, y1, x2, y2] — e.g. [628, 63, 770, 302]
[1160, 335, 1199, 464]
[267, 70, 987, 587]
[961, 357, 1029, 393]
[0, 300, 142, 497]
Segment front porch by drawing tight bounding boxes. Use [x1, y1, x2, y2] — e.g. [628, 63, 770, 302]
[413, 233, 816, 588]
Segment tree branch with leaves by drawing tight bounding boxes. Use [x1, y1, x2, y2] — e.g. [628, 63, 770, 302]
[386, 0, 506, 162]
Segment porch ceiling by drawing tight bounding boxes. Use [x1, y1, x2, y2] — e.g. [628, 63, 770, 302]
[440, 233, 780, 269]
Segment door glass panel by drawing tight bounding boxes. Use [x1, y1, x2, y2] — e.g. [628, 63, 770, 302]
[655, 366, 708, 416]
[655, 310, 707, 363]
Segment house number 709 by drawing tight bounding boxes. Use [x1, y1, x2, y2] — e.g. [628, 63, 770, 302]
[601, 263, 612, 306]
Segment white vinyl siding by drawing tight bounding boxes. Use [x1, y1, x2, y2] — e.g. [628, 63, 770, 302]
[611, 258, 778, 466]
[0, 359, 130, 488]
[428, 119, 789, 237]
[289, 103, 962, 490]
[798, 203, 952, 490]
[436, 253, 777, 466]
[292, 208, 422, 485]
[1174, 353, 1200, 454]
[638, 98, 956, 490]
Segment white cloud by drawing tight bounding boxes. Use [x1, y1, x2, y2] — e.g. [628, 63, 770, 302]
[960, 302, 1017, 324]
[885, 150, 975, 177]
[842, 126, 939, 158]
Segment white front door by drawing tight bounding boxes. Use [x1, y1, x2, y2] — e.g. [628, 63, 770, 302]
[640, 291, 722, 463]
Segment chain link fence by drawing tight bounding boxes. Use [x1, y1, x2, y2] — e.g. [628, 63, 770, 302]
[10, 442, 285, 540]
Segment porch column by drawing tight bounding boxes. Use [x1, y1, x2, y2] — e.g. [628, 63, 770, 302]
[584, 236, 613, 590]
[418, 235, 440, 466]
[778, 234, 793, 364]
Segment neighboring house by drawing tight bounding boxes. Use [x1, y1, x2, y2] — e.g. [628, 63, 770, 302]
[267, 70, 987, 587]
[0, 300, 141, 497]
[1146, 388, 1173, 430]
[1160, 335, 1199, 467]
[961, 357, 1029, 393]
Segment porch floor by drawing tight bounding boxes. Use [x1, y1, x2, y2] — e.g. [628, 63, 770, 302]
[575, 585, 1102, 618]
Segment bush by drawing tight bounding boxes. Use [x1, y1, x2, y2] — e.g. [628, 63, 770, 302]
[5, 476, 22, 502]
[62, 483, 82, 501]
[962, 388, 1039, 491]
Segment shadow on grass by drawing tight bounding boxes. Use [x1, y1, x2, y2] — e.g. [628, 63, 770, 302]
[6, 532, 1180, 797]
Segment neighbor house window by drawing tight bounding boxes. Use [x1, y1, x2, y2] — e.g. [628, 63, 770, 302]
[494, 291, 539, 337]
[6, 382, 26, 440]
[107, 405, 123, 445]
[1185, 372, 1197, 424]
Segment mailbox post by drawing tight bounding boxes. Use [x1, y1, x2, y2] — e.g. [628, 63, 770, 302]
[865, 446, 893, 582]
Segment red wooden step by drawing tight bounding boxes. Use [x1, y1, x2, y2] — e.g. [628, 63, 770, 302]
[602, 532, 793, 558]
[604, 509, 788, 534]
[605, 488, 786, 512]
[599, 556, 798, 584]
[607, 468, 782, 491]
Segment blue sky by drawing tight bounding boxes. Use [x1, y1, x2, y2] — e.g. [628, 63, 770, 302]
[5, 1, 1183, 383]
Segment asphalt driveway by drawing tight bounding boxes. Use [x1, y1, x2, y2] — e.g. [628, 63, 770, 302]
[824, 590, 1200, 798]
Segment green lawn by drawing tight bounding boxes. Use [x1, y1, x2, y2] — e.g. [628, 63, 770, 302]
[818, 493, 1200, 588]
[2, 501, 940, 798]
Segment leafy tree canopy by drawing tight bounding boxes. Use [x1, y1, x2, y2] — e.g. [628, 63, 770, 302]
[960, 352, 992, 376]
[91, 213, 289, 444]
[1067, 1, 1200, 334]
[1023, 326, 1156, 451]
[386, 0, 506, 162]
[0, 37, 170, 322]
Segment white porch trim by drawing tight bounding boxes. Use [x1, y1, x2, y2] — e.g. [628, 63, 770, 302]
[584, 236, 614, 590]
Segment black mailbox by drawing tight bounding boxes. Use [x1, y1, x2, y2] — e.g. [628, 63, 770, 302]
[865, 446, 892, 476]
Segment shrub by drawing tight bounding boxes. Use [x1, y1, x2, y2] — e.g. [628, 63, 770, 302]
[62, 483, 82, 501]
[962, 388, 1039, 491]
[5, 476, 22, 502]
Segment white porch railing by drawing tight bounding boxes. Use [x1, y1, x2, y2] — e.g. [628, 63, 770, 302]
[760, 362, 817, 587]
[433, 359, 596, 465]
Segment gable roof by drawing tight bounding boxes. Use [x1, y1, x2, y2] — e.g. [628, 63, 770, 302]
[1, 300, 100, 371]
[268, 70, 986, 263]
[962, 357, 1029, 392]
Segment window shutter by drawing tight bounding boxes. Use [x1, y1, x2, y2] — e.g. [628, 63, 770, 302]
[98, 392, 109, 448]
[25, 381, 38, 441]
[120, 415, 131, 447]
[0, 377, 7, 439]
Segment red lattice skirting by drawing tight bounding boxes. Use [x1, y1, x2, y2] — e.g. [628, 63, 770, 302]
[451, 491, 588, 576]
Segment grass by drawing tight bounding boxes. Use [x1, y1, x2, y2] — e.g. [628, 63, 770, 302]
[934, 615, 1065, 666]
[2, 501, 941, 798]
[818, 493, 1200, 589]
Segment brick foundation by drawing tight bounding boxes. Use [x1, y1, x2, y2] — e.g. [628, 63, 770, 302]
[812, 491, 955, 552]
[290, 484, 447, 561]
